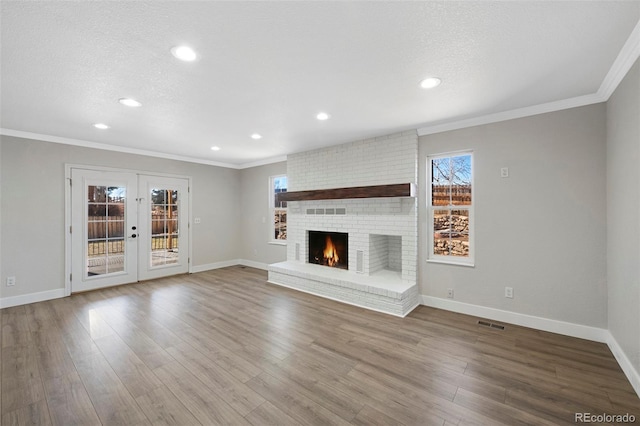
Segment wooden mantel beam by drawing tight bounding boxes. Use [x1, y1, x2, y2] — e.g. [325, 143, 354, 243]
[276, 183, 416, 203]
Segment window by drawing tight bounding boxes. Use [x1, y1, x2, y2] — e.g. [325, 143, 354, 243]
[270, 175, 287, 242]
[427, 152, 473, 266]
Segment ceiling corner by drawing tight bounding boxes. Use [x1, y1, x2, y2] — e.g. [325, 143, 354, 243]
[598, 18, 640, 100]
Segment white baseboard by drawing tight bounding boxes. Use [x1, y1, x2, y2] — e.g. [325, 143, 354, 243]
[191, 259, 270, 273]
[0, 259, 268, 309]
[190, 259, 242, 273]
[0, 288, 66, 309]
[421, 295, 640, 398]
[1, 277, 636, 398]
[606, 332, 640, 398]
[420, 295, 609, 343]
[238, 259, 268, 270]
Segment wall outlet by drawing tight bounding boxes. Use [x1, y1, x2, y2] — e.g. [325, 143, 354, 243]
[447, 288, 454, 299]
[6, 276, 16, 287]
[194, 217, 201, 224]
[501, 167, 509, 178]
[505, 286, 514, 298]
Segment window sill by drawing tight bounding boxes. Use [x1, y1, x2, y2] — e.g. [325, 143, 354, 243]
[268, 241, 287, 246]
[426, 258, 475, 268]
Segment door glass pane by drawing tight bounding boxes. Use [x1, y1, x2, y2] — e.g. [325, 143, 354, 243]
[88, 185, 106, 203]
[107, 239, 125, 273]
[86, 185, 126, 276]
[150, 188, 179, 267]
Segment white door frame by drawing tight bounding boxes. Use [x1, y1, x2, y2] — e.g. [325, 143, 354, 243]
[137, 175, 190, 281]
[71, 169, 139, 291]
[64, 164, 193, 296]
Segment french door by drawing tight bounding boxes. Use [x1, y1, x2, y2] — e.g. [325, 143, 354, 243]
[137, 175, 189, 281]
[70, 168, 189, 292]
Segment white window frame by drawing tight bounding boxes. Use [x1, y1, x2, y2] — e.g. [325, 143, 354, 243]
[427, 151, 474, 267]
[269, 174, 287, 244]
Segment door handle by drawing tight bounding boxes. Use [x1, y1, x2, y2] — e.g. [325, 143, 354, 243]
[131, 234, 138, 238]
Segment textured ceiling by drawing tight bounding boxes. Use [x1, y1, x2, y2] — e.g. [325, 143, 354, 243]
[1, 1, 639, 167]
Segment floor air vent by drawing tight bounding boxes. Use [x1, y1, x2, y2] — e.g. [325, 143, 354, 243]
[477, 320, 505, 330]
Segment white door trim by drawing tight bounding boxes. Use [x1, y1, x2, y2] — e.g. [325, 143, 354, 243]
[64, 164, 193, 296]
[137, 175, 190, 281]
[71, 169, 139, 291]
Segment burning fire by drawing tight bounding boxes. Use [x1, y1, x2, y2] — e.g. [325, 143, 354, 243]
[323, 235, 339, 267]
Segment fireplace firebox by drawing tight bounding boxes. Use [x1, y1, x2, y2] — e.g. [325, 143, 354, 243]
[308, 231, 348, 270]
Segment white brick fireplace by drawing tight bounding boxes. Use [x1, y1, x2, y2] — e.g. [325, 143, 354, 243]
[268, 131, 420, 317]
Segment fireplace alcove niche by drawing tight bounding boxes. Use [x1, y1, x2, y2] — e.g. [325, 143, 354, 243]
[308, 231, 348, 270]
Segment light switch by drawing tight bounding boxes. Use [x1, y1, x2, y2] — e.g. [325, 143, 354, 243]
[501, 167, 509, 178]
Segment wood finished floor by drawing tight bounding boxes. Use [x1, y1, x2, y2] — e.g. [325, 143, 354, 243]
[1, 266, 638, 425]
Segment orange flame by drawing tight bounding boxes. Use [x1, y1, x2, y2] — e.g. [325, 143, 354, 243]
[323, 235, 339, 267]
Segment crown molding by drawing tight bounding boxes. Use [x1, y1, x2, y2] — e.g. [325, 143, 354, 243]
[3, 20, 638, 161]
[0, 128, 241, 169]
[417, 92, 603, 136]
[419, 18, 640, 137]
[237, 155, 288, 169]
[598, 18, 640, 100]
[0, 128, 288, 170]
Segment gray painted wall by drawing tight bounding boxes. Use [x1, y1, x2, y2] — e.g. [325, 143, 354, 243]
[607, 58, 640, 373]
[238, 161, 288, 266]
[0, 135, 241, 299]
[419, 104, 608, 327]
[0, 80, 633, 353]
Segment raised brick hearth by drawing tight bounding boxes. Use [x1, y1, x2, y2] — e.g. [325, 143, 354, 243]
[269, 261, 419, 317]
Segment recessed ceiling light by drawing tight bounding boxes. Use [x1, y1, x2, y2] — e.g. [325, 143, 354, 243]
[251, 133, 262, 140]
[211, 146, 221, 151]
[171, 45, 197, 62]
[93, 123, 110, 130]
[420, 77, 442, 89]
[316, 112, 330, 121]
[118, 98, 142, 107]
